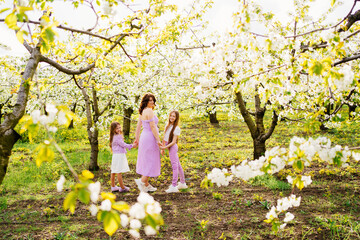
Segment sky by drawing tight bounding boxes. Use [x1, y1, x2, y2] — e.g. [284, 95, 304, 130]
[0, 0, 357, 56]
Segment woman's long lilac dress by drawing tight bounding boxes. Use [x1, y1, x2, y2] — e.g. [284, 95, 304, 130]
[136, 115, 161, 177]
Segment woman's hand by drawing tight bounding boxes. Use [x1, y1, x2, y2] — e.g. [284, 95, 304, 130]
[160, 149, 165, 155]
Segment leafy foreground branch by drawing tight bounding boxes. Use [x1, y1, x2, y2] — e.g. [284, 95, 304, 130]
[20, 104, 163, 238]
[202, 137, 360, 233]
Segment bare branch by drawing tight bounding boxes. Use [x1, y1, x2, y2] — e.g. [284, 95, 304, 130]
[40, 56, 95, 75]
[175, 44, 211, 50]
[262, 110, 278, 141]
[119, 43, 135, 63]
[333, 53, 360, 66]
[338, 9, 360, 32]
[0, 19, 141, 42]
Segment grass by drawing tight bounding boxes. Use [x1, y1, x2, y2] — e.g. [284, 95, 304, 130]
[1, 109, 360, 239]
[248, 174, 291, 191]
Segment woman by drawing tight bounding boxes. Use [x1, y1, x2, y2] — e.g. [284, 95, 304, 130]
[134, 93, 162, 192]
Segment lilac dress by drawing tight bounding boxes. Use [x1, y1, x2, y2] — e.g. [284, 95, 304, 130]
[136, 115, 161, 177]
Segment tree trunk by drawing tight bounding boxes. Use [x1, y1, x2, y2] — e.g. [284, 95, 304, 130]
[123, 106, 133, 137]
[88, 130, 99, 171]
[0, 45, 41, 185]
[235, 88, 278, 160]
[0, 129, 21, 184]
[208, 111, 219, 124]
[68, 103, 77, 129]
[348, 104, 356, 119]
[253, 138, 266, 160]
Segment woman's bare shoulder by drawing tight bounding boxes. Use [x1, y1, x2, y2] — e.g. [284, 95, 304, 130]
[142, 108, 154, 120]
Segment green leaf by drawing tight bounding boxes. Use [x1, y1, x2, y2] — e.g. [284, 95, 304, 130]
[16, 30, 25, 44]
[112, 201, 130, 212]
[309, 61, 323, 76]
[0, 8, 11, 14]
[34, 143, 55, 167]
[331, 0, 336, 7]
[78, 188, 90, 204]
[145, 214, 157, 229]
[97, 210, 107, 222]
[103, 211, 120, 236]
[5, 13, 19, 30]
[40, 41, 50, 54]
[64, 191, 77, 214]
[42, 27, 56, 43]
[293, 159, 304, 172]
[18, 6, 33, 14]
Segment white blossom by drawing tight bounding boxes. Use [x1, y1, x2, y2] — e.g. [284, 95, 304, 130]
[137, 192, 155, 205]
[352, 151, 360, 161]
[99, 199, 112, 211]
[280, 223, 287, 229]
[31, 110, 41, 124]
[207, 168, 233, 187]
[129, 203, 146, 219]
[266, 206, 278, 220]
[129, 229, 140, 238]
[88, 181, 101, 203]
[146, 202, 162, 215]
[48, 126, 58, 133]
[301, 175, 312, 187]
[144, 225, 157, 235]
[57, 111, 67, 125]
[56, 175, 65, 192]
[130, 219, 142, 229]
[284, 212, 294, 223]
[89, 204, 98, 216]
[120, 214, 129, 228]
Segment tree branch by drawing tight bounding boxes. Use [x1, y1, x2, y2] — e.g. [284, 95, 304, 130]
[0, 19, 141, 42]
[262, 110, 278, 141]
[235, 90, 257, 138]
[40, 56, 95, 75]
[333, 53, 360, 66]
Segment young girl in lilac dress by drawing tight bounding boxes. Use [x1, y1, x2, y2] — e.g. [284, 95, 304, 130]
[134, 93, 162, 193]
[109, 122, 137, 192]
[160, 110, 187, 193]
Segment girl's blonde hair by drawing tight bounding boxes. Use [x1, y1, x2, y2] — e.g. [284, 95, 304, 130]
[109, 122, 122, 149]
[165, 110, 180, 143]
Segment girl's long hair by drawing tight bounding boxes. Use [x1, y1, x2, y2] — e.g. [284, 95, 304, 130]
[165, 110, 180, 143]
[139, 93, 156, 115]
[109, 122, 122, 149]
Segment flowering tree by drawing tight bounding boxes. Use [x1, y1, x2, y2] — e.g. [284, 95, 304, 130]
[0, 0, 212, 182]
[172, 0, 360, 160]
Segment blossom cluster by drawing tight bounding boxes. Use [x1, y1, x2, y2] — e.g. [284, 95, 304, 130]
[30, 103, 68, 132]
[57, 175, 162, 238]
[207, 168, 233, 187]
[265, 195, 301, 230]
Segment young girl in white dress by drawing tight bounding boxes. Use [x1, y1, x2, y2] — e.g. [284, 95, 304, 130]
[109, 122, 137, 192]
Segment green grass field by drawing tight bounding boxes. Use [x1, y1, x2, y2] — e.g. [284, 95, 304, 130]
[1, 110, 360, 239]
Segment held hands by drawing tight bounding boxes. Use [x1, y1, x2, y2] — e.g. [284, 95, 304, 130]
[132, 140, 138, 148]
[157, 140, 164, 148]
[160, 149, 165, 155]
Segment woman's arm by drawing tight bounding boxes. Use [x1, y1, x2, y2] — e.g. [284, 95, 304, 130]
[135, 118, 142, 142]
[150, 121, 161, 143]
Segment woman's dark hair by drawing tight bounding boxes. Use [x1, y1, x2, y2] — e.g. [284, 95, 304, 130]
[139, 93, 156, 115]
[165, 110, 180, 143]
